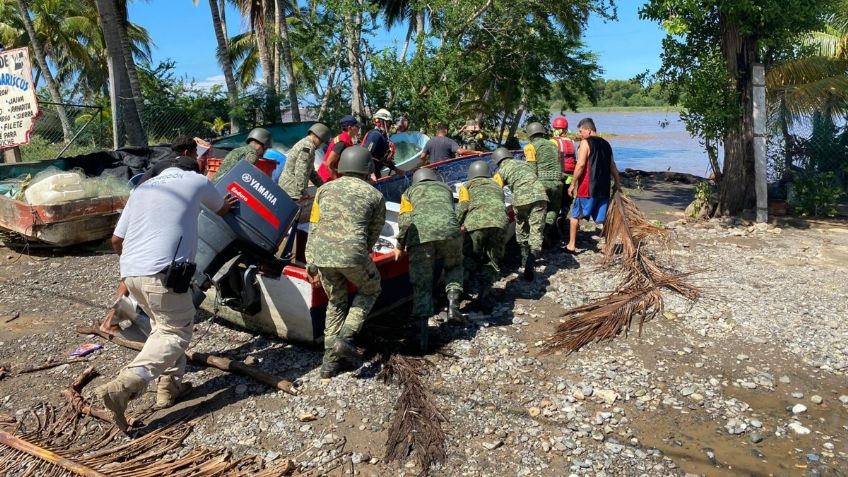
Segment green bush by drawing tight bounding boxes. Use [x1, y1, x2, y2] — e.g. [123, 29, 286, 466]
[792, 172, 844, 217]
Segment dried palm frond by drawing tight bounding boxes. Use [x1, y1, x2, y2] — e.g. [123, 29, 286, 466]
[378, 354, 446, 477]
[542, 192, 700, 354]
[0, 369, 298, 476]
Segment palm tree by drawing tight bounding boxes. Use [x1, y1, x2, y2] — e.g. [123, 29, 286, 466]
[275, 0, 299, 121]
[116, 0, 144, 118]
[766, 5, 848, 177]
[15, 0, 72, 142]
[235, 0, 277, 122]
[94, 0, 146, 147]
[197, 0, 240, 132]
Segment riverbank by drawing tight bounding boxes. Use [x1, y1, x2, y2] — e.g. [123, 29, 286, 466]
[1, 179, 846, 476]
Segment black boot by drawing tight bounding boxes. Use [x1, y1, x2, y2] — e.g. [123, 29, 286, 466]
[320, 360, 341, 379]
[544, 224, 559, 248]
[476, 287, 494, 313]
[419, 316, 429, 352]
[447, 290, 465, 324]
[523, 251, 536, 281]
[333, 337, 364, 361]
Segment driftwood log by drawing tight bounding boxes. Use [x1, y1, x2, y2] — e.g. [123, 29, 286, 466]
[76, 324, 298, 396]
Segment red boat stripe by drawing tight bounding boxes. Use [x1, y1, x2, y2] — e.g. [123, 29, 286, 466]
[227, 182, 281, 229]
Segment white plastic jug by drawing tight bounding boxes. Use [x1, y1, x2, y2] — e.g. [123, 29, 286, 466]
[24, 172, 88, 205]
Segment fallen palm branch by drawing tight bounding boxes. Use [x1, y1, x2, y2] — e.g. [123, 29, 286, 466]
[0, 373, 298, 476]
[77, 322, 297, 395]
[378, 354, 446, 477]
[542, 193, 700, 354]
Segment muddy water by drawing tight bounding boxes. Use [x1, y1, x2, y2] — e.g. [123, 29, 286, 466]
[569, 111, 711, 177]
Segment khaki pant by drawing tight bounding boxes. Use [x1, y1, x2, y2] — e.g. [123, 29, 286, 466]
[124, 274, 195, 381]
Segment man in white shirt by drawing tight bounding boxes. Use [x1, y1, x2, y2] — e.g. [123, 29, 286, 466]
[96, 146, 235, 432]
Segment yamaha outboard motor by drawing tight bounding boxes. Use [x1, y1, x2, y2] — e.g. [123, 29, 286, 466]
[193, 160, 299, 313]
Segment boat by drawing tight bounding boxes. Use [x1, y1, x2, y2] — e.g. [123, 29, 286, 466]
[0, 148, 171, 246]
[209, 123, 432, 181]
[195, 152, 512, 344]
[388, 131, 430, 173]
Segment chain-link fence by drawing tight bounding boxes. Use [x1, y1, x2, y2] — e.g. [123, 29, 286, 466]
[15, 101, 108, 162]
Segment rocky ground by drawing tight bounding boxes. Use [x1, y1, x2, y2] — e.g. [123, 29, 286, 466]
[0, 178, 847, 476]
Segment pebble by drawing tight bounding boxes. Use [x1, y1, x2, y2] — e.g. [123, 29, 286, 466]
[792, 404, 807, 414]
[791, 391, 804, 399]
[482, 440, 503, 450]
[788, 422, 811, 435]
[750, 419, 763, 428]
[839, 395, 848, 405]
[779, 376, 791, 384]
[235, 384, 248, 395]
[750, 432, 763, 444]
[594, 389, 617, 405]
[810, 395, 823, 404]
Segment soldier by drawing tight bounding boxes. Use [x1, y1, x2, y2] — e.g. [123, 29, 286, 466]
[524, 122, 563, 247]
[278, 123, 331, 201]
[491, 147, 547, 280]
[305, 146, 386, 379]
[456, 160, 508, 311]
[214, 128, 272, 180]
[458, 119, 485, 151]
[394, 168, 464, 350]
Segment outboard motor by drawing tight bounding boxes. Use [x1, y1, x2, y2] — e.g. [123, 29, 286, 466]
[192, 160, 299, 313]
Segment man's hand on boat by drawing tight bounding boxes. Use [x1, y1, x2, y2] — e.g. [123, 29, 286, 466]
[393, 247, 405, 261]
[306, 264, 321, 285]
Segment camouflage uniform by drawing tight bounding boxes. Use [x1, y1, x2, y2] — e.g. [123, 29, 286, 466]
[456, 177, 507, 289]
[397, 181, 463, 318]
[305, 176, 386, 367]
[493, 159, 547, 257]
[278, 136, 324, 200]
[524, 137, 563, 225]
[215, 144, 259, 181]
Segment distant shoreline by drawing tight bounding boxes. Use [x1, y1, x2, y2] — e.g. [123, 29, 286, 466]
[552, 106, 684, 113]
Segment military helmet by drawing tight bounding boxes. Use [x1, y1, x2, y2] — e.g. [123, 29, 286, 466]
[337, 145, 373, 176]
[491, 147, 513, 165]
[412, 168, 438, 185]
[468, 160, 491, 180]
[246, 127, 272, 148]
[374, 108, 393, 122]
[308, 123, 331, 144]
[525, 122, 547, 138]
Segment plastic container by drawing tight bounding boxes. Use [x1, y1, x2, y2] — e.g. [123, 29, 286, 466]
[255, 159, 277, 177]
[207, 158, 222, 179]
[25, 172, 87, 205]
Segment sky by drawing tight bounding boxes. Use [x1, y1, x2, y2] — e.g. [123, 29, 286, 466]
[127, 1, 666, 88]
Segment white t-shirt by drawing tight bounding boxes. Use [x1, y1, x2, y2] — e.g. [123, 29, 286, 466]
[114, 168, 225, 278]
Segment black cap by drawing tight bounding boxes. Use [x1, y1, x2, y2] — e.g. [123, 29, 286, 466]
[340, 115, 359, 128]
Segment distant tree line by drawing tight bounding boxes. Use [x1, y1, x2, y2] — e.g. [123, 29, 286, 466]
[550, 78, 671, 109]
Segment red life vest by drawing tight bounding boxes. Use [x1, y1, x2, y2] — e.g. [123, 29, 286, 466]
[317, 131, 354, 181]
[554, 137, 576, 174]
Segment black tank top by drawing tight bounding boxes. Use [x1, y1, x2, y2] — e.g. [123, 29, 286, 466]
[587, 136, 612, 199]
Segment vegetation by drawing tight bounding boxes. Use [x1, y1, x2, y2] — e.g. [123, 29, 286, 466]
[640, 0, 844, 216]
[551, 78, 671, 110]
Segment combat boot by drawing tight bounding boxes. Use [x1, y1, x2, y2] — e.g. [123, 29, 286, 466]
[418, 316, 429, 352]
[447, 290, 465, 324]
[154, 376, 192, 409]
[333, 337, 365, 361]
[320, 360, 341, 379]
[543, 225, 559, 249]
[523, 251, 536, 281]
[94, 369, 148, 433]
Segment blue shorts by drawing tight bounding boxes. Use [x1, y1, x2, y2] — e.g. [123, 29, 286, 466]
[570, 197, 609, 223]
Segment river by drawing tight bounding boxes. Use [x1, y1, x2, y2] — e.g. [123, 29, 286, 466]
[568, 110, 710, 177]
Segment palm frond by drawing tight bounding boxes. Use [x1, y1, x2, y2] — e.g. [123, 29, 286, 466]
[542, 193, 699, 355]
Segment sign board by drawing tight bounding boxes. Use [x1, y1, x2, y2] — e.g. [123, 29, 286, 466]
[0, 47, 40, 148]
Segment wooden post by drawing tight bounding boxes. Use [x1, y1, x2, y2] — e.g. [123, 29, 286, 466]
[752, 63, 768, 223]
[2, 147, 21, 163]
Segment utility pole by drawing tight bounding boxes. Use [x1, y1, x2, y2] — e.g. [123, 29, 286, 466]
[752, 63, 768, 223]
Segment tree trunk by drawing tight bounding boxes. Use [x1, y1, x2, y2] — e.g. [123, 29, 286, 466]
[346, 6, 365, 121]
[209, 0, 240, 133]
[218, 0, 228, 39]
[415, 9, 425, 41]
[317, 40, 344, 122]
[400, 18, 414, 62]
[277, 0, 300, 122]
[16, 0, 72, 143]
[717, 13, 756, 216]
[704, 137, 722, 182]
[254, 0, 277, 122]
[95, 0, 146, 147]
[116, 0, 144, 120]
[273, 0, 282, 104]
